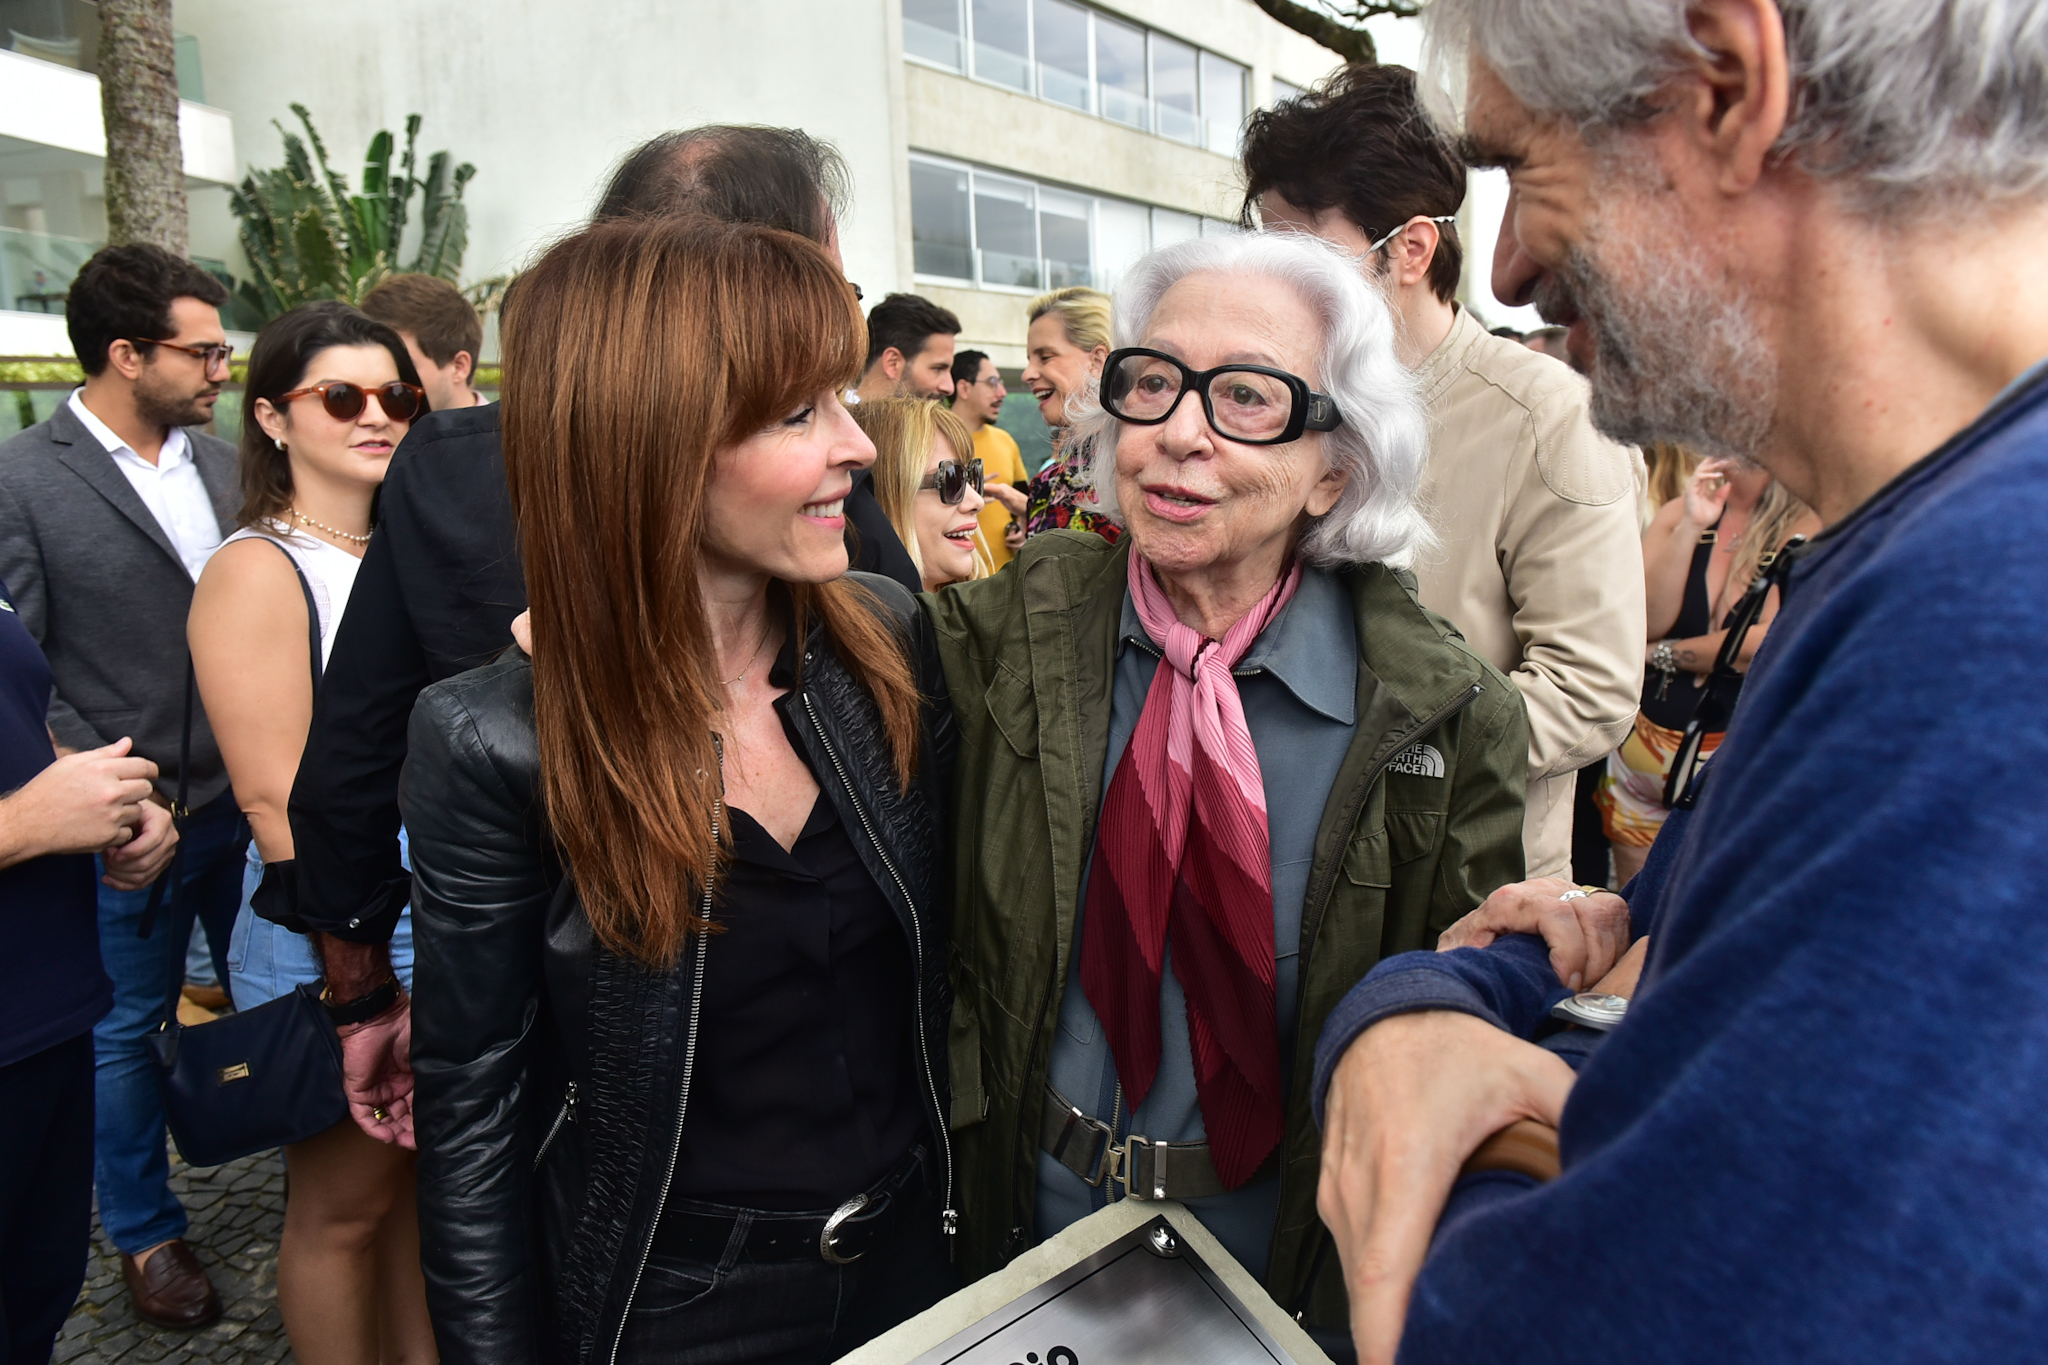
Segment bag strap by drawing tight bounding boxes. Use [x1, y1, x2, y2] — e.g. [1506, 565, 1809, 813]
[247, 535, 325, 692]
[1664, 535, 1810, 810]
[136, 659, 194, 942]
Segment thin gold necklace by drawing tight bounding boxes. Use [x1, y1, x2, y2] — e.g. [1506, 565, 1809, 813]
[721, 623, 773, 687]
[289, 506, 369, 545]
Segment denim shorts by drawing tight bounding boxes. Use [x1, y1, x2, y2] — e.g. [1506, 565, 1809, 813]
[226, 834, 415, 1013]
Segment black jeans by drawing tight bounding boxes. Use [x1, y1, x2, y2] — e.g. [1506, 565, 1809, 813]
[0, 1032, 95, 1365]
[615, 1184, 954, 1365]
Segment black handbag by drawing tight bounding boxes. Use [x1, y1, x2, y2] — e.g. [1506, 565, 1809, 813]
[148, 537, 350, 1165]
[147, 981, 350, 1166]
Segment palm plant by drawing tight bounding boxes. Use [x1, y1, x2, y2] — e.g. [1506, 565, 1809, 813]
[227, 105, 476, 328]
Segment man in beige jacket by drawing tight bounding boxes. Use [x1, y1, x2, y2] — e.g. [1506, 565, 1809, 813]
[1244, 63, 1644, 879]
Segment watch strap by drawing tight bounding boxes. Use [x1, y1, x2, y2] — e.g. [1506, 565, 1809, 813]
[322, 977, 401, 1027]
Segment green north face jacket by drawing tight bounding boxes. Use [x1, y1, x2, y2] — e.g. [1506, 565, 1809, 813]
[924, 531, 1529, 1330]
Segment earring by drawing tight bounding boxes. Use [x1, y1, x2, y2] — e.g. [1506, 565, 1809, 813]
[276, 439, 286, 452]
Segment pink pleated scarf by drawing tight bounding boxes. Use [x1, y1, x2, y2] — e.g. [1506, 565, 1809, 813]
[1079, 550, 1302, 1189]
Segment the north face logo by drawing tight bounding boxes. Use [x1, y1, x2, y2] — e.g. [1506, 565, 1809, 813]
[1387, 743, 1444, 778]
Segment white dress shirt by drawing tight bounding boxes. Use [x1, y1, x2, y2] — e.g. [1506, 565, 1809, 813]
[67, 390, 224, 582]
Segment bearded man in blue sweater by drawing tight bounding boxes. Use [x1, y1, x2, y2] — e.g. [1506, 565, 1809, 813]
[1309, 2, 2048, 1362]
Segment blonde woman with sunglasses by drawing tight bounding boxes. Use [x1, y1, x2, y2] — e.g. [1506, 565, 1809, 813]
[853, 398, 992, 590]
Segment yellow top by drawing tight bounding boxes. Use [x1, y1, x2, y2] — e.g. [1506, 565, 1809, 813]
[972, 424, 1029, 569]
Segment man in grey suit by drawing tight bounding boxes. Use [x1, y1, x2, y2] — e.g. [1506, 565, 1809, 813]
[0, 244, 246, 1330]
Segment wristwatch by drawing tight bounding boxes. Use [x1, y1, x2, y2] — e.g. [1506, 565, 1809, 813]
[1549, 992, 1629, 1031]
[321, 976, 402, 1027]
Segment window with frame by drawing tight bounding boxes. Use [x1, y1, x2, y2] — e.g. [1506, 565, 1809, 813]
[910, 154, 1237, 296]
[902, 0, 1250, 153]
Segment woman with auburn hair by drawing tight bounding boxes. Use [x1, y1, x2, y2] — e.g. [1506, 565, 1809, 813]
[403, 216, 957, 1365]
[853, 398, 992, 591]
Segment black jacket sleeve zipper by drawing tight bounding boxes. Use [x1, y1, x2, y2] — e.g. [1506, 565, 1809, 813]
[532, 1080, 577, 1173]
[800, 690, 958, 1244]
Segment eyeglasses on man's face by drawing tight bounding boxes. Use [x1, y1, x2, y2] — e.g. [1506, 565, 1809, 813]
[131, 338, 234, 373]
[1102, 347, 1344, 446]
[919, 457, 983, 504]
[973, 373, 1007, 393]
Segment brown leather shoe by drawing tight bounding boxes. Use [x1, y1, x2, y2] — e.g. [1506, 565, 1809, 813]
[121, 1239, 221, 1329]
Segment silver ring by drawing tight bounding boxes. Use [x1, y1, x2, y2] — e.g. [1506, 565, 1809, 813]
[1559, 888, 1590, 902]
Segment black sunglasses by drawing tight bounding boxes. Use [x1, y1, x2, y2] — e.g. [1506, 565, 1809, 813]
[1665, 536, 1809, 809]
[1102, 347, 1343, 446]
[918, 457, 983, 504]
[278, 380, 426, 423]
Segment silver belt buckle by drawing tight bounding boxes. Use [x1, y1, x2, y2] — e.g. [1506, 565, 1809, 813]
[819, 1193, 870, 1265]
[1117, 1135, 1167, 1201]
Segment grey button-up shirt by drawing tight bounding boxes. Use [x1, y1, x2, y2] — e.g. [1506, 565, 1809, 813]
[1037, 564, 1358, 1278]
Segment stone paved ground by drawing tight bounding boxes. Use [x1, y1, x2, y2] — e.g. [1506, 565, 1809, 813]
[56, 1146, 294, 1364]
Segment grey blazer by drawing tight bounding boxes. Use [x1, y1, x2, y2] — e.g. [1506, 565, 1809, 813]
[0, 402, 240, 807]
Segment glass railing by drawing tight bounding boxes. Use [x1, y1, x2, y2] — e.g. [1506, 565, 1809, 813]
[0, 226, 98, 317]
[4, 4, 205, 101]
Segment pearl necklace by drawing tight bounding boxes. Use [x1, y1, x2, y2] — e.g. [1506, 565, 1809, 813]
[289, 506, 370, 546]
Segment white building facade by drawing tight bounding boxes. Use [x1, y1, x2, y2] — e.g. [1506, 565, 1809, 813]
[5, 2, 1540, 367]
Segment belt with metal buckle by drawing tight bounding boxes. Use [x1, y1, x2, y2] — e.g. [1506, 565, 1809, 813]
[1039, 1083, 1265, 1202]
[650, 1144, 929, 1265]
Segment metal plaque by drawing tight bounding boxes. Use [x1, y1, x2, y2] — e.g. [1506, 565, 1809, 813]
[905, 1217, 1310, 1365]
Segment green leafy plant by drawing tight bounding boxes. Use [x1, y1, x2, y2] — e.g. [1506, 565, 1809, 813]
[227, 105, 476, 328]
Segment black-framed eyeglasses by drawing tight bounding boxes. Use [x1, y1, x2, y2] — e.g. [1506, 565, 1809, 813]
[1102, 347, 1343, 446]
[130, 338, 233, 371]
[919, 457, 983, 504]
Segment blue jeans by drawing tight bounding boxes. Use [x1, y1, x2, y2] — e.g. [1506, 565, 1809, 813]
[226, 835, 415, 1011]
[91, 791, 249, 1255]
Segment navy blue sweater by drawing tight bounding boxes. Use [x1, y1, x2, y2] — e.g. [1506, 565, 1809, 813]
[1315, 370, 2048, 1362]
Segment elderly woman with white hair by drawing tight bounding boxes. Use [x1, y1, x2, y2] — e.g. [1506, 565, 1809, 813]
[924, 230, 1528, 1344]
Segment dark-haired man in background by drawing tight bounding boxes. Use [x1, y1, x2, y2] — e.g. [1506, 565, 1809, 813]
[0, 243, 244, 1330]
[360, 272, 489, 412]
[856, 292, 959, 401]
[1243, 64, 1644, 884]
[289, 126, 922, 1148]
[948, 348, 1031, 568]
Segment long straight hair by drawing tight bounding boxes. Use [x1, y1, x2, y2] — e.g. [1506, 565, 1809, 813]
[502, 215, 919, 967]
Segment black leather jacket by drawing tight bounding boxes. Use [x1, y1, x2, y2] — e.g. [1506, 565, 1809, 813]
[402, 574, 955, 1365]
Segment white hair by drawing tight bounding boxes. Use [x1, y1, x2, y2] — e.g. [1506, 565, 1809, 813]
[1072, 231, 1434, 572]
[1421, 0, 2048, 214]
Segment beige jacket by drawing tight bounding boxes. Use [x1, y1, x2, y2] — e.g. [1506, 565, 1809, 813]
[1410, 307, 1646, 878]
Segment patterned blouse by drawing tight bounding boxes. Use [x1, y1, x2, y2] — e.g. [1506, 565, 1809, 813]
[1024, 433, 1123, 544]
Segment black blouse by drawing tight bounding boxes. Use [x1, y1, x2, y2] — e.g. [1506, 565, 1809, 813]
[666, 745, 926, 1212]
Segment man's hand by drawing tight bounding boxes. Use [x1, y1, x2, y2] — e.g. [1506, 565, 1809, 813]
[101, 799, 180, 890]
[1320, 1011, 1577, 1365]
[1437, 877, 1632, 990]
[316, 934, 415, 1146]
[0, 738, 159, 869]
[339, 999, 415, 1148]
[986, 483, 1029, 516]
